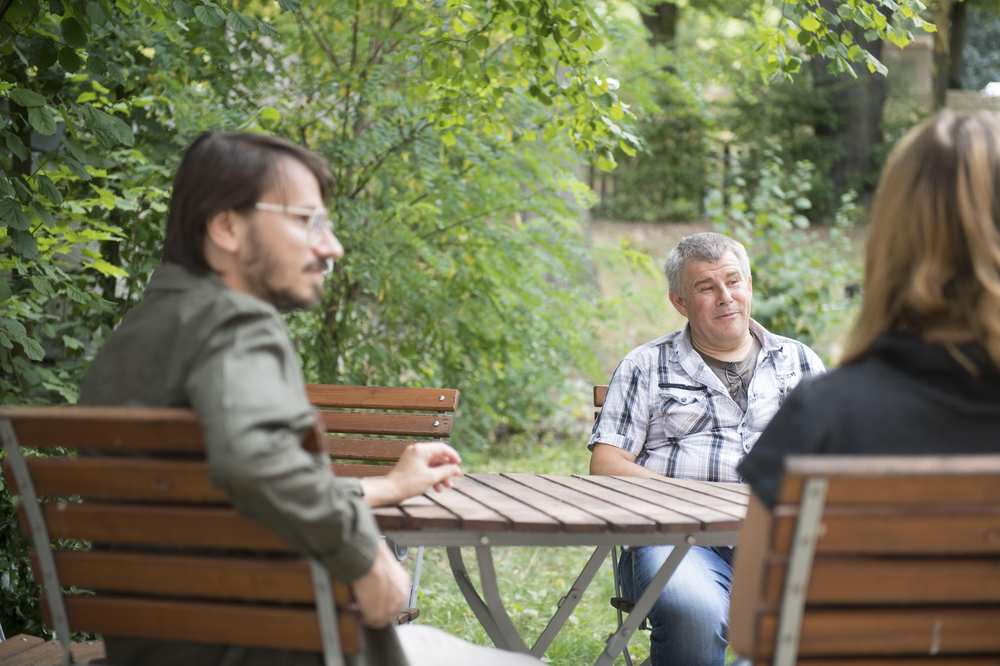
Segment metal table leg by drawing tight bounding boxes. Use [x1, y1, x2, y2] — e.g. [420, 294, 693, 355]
[446, 547, 528, 652]
[595, 541, 693, 666]
[531, 544, 611, 657]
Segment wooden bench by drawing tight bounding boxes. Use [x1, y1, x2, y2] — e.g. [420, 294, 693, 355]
[306, 383, 460, 478]
[306, 383, 460, 617]
[0, 405, 364, 666]
[731, 454, 1000, 666]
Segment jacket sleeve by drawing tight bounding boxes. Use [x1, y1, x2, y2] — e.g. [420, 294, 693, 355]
[186, 307, 378, 582]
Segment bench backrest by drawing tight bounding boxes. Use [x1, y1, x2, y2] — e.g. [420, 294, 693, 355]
[0, 406, 362, 664]
[593, 385, 607, 421]
[307, 384, 459, 478]
[731, 454, 1000, 666]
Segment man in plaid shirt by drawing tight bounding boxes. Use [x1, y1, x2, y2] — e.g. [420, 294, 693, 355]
[589, 232, 824, 666]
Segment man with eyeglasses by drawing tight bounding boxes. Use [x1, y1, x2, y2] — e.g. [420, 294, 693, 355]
[79, 132, 541, 666]
[588, 232, 825, 666]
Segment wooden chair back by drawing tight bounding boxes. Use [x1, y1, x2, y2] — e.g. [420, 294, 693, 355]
[593, 384, 608, 421]
[0, 406, 363, 663]
[306, 384, 459, 477]
[731, 454, 1000, 666]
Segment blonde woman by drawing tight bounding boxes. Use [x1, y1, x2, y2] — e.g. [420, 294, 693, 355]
[738, 109, 1000, 507]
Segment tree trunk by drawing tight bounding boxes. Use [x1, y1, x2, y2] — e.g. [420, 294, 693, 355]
[948, 0, 968, 90]
[642, 3, 679, 46]
[932, 0, 954, 108]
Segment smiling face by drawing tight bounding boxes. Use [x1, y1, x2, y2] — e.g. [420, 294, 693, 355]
[669, 250, 753, 353]
[236, 157, 344, 311]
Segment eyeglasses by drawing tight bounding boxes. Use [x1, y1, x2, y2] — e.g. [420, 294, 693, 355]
[254, 202, 333, 240]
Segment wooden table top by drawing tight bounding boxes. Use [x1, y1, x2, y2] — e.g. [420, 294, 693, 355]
[374, 474, 749, 537]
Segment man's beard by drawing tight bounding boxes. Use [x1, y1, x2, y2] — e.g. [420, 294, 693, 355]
[243, 225, 327, 312]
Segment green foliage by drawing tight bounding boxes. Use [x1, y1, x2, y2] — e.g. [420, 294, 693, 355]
[592, 9, 710, 222]
[706, 151, 861, 358]
[254, 2, 629, 447]
[755, 0, 937, 80]
[963, 4, 1000, 90]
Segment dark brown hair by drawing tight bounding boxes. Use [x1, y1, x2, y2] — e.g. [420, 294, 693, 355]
[162, 132, 332, 272]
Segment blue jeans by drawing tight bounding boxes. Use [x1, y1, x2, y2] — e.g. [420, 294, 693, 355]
[619, 545, 734, 666]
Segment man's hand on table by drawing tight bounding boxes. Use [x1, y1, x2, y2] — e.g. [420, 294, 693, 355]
[352, 541, 411, 627]
[361, 441, 463, 507]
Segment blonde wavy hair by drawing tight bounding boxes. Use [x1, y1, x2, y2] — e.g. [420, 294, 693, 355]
[843, 109, 1000, 369]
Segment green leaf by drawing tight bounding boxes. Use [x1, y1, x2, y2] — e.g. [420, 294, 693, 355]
[595, 151, 616, 172]
[10, 88, 46, 108]
[258, 106, 281, 126]
[27, 106, 59, 135]
[194, 5, 225, 27]
[172, 0, 194, 19]
[35, 174, 63, 205]
[0, 174, 13, 198]
[11, 230, 38, 259]
[800, 15, 821, 32]
[62, 334, 83, 350]
[61, 17, 88, 48]
[0, 275, 11, 303]
[58, 47, 83, 72]
[0, 198, 30, 230]
[86, 258, 128, 278]
[81, 106, 134, 147]
[3, 132, 29, 161]
[87, 0, 110, 25]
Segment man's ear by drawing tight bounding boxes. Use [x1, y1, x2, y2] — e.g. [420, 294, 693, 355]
[204, 210, 242, 255]
[668, 290, 688, 318]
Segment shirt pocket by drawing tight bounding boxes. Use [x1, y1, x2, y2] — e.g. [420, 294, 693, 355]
[655, 388, 709, 440]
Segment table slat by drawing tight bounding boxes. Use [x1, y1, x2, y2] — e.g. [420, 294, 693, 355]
[471, 474, 608, 533]
[396, 494, 462, 529]
[546, 475, 709, 533]
[502, 474, 656, 533]
[422, 482, 511, 531]
[609, 476, 747, 521]
[659, 478, 751, 504]
[449, 476, 558, 532]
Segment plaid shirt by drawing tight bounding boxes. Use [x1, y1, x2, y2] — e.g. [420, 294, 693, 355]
[589, 320, 825, 482]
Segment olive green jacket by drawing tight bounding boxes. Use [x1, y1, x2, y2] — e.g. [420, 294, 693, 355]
[79, 263, 407, 666]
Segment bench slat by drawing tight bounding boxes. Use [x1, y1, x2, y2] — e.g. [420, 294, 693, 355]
[0, 635, 46, 660]
[319, 411, 453, 437]
[754, 657, 1000, 666]
[307, 384, 458, 411]
[332, 462, 392, 477]
[771, 512, 1000, 555]
[762, 557, 1000, 606]
[0, 637, 105, 666]
[754, 607, 1000, 657]
[15, 458, 225, 502]
[779, 474, 1000, 506]
[64, 596, 361, 654]
[326, 437, 411, 461]
[36, 504, 292, 551]
[1, 407, 202, 451]
[51, 551, 331, 603]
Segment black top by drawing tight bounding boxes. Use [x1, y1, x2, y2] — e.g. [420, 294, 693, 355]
[739, 332, 1000, 507]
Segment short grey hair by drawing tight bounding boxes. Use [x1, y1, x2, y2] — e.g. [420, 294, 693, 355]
[664, 232, 751, 295]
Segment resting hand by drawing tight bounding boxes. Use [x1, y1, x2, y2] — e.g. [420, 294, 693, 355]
[352, 541, 411, 628]
[360, 441, 462, 506]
